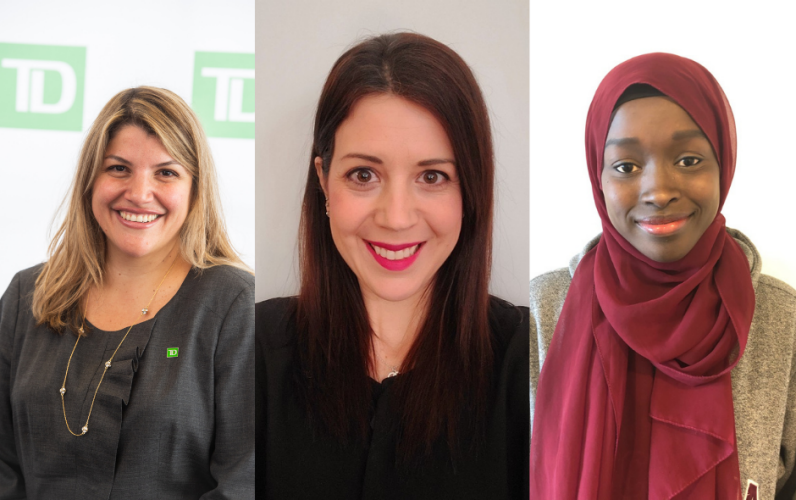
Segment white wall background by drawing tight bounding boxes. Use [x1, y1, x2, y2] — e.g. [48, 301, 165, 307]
[530, 1, 796, 289]
[256, 0, 529, 305]
[0, 0, 255, 292]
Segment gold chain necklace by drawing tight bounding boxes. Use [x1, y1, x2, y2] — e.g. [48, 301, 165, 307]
[59, 259, 177, 436]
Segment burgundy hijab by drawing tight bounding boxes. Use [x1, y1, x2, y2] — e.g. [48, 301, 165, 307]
[530, 53, 756, 499]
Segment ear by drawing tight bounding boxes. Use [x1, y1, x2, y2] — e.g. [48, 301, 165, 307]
[314, 156, 328, 198]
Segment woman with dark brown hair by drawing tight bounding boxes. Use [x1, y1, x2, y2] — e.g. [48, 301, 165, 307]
[256, 32, 528, 499]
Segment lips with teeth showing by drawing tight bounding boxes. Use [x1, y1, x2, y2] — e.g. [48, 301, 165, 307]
[119, 210, 161, 223]
[369, 243, 420, 261]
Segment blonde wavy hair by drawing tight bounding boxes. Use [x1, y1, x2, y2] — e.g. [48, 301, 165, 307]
[33, 86, 250, 334]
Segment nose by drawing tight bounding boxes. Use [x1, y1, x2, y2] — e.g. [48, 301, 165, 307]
[373, 182, 419, 231]
[640, 162, 680, 209]
[125, 172, 154, 205]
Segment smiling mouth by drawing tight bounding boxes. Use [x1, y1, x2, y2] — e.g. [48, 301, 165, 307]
[118, 210, 162, 223]
[369, 243, 421, 261]
[364, 241, 424, 271]
[636, 214, 691, 236]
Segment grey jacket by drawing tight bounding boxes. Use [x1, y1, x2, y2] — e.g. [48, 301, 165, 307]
[0, 264, 255, 500]
[530, 229, 796, 499]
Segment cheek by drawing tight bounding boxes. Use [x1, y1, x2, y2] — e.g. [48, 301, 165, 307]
[161, 183, 193, 218]
[426, 191, 463, 247]
[328, 189, 372, 239]
[696, 175, 721, 220]
[601, 180, 625, 223]
[91, 178, 115, 219]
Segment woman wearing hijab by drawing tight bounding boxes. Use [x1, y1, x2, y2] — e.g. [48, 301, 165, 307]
[529, 53, 796, 499]
[0, 87, 254, 499]
[257, 33, 529, 499]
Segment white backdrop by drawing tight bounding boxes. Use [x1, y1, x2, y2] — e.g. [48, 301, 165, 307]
[256, 0, 530, 306]
[530, 1, 796, 289]
[0, 0, 255, 293]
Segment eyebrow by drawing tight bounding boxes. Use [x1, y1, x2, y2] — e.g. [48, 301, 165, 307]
[604, 137, 640, 148]
[340, 152, 456, 167]
[104, 155, 180, 168]
[605, 129, 708, 148]
[671, 129, 707, 142]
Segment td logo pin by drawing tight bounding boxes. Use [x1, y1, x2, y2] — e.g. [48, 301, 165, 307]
[167, 348, 179, 358]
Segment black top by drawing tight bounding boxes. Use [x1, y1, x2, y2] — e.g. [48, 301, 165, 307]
[256, 296, 529, 499]
[0, 264, 255, 500]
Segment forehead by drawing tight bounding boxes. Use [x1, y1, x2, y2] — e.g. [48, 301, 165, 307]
[606, 96, 702, 141]
[334, 94, 453, 159]
[106, 125, 170, 155]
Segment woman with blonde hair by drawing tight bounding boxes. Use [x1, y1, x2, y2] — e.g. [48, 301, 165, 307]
[0, 87, 254, 499]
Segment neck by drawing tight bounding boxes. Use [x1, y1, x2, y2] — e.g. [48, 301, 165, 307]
[102, 242, 182, 289]
[362, 286, 429, 370]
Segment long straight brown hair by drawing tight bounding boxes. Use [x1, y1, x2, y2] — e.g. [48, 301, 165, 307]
[295, 32, 495, 461]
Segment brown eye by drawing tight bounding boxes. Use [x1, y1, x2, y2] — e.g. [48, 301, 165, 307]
[420, 171, 448, 184]
[346, 168, 376, 185]
[613, 163, 638, 174]
[677, 157, 702, 167]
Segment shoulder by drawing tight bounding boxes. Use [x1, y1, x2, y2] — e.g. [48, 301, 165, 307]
[3, 263, 45, 297]
[255, 297, 297, 350]
[754, 274, 796, 323]
[529, 268, 571, 385]
[1, 263, 45, 317]
[193, 265, 254, 292]
[529, 268, 571, 321]
[488, 296, 529, 353]
[488, 296, 529, 334]
[189, 265, 253, 296]
[757, 274, 796, 302]
[1, 264, 46, 352]
[530, 268, 571, 301]
[179, 265, 254, 318]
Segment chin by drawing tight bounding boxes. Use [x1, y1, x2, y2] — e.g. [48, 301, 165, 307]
[107, 239, 159, 259]
[361, 279, 430, 303]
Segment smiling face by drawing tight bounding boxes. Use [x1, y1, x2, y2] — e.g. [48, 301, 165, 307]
[92, 125, 193, 262]
[601, 96, 721, 262]
[317, 94, 463, 303]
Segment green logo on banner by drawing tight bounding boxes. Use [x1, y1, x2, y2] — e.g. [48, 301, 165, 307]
[192, 51, 254, 139]
[167, 348, 179, 358]
[0, 42, 85, 131]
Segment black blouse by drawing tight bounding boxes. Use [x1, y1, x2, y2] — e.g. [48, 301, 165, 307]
[256, 296, 529, 499]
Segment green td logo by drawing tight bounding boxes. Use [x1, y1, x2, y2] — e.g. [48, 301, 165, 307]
[0, 42, 86, 131]
[167, 348, 179, 358]
[192, 51, 254, 139]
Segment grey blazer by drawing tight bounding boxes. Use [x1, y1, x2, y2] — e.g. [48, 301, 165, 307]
[0, 265, 254, 499]
[530, 229, 796, 499]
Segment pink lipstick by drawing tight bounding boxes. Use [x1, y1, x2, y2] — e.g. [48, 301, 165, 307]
[365, 240, 423, 271]
[636, 215, 690, 236]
